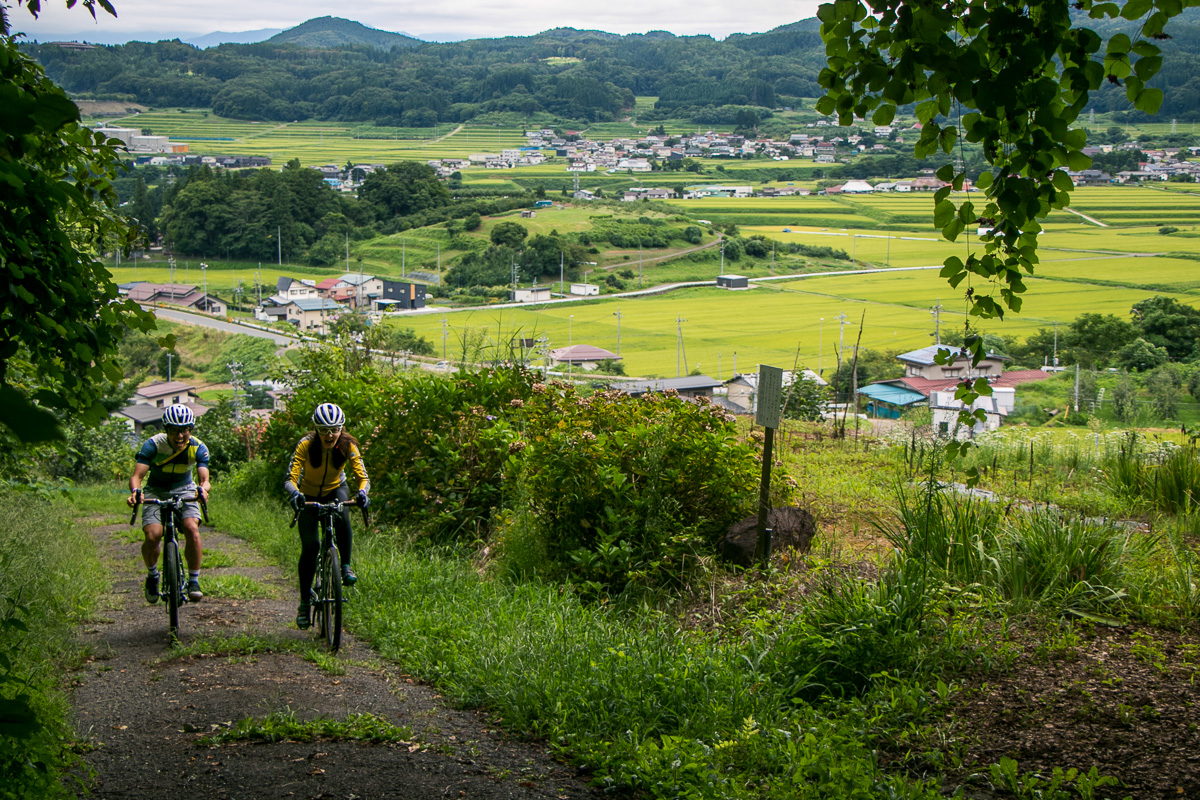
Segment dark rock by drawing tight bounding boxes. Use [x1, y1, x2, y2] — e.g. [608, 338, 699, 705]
[721, 506, 816, 566]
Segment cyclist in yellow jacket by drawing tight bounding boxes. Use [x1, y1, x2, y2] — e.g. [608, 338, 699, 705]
[284, 403, 369, 630]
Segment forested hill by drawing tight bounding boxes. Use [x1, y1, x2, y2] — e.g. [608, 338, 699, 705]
[22, 19, 826, 127]
[264, 16, 423, 50]
[22, 11, 1200, 127]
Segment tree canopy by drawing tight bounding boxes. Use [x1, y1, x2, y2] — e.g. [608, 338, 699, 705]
[2, 0, 160, 442]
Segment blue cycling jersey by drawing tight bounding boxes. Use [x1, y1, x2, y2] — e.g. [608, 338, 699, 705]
[135, 433, 210, 491]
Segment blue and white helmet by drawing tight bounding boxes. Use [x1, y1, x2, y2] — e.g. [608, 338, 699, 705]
[162, 404, 195, 427]
[312, 403, 346, 428]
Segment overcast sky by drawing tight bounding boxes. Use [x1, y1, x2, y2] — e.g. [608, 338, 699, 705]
[10, 0, 825, 42]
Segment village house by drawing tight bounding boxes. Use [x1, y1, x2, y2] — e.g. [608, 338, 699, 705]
[377, 279, 428, 311]
[286, 297, 342, 334]
[125, 282, 226, 315]
[610, 375, 724, 400]
[274, 277, 320, 304]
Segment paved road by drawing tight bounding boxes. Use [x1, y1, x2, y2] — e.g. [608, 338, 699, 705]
[147, 306, 297, 346]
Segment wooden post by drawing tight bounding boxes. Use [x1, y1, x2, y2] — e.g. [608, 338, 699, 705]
[754, 365, 784, 565]
[755, 425, 774, 564]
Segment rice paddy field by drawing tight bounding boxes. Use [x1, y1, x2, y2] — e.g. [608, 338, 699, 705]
[89, 105, 1200, 378]
[102, 110, 528, 164]
[392, 263, 1195, 378]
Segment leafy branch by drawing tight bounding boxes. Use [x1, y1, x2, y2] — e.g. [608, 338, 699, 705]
[817, 0, 1186, 468]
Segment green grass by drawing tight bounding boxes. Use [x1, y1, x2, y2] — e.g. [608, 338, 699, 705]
[198, 710, 414, 745]
[201, 574, 275, 600]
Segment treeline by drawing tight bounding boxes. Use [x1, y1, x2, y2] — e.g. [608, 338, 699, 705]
[22, 22, 826, 127]
[155, 159, 518, 263]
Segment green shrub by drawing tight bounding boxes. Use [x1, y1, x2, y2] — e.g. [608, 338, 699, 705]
[500, 387, 761, 592]
[263, 348, 767, 591]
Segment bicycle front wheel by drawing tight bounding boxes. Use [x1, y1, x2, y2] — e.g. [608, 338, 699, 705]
[163, 540, 182, 643]
[321, 546, 342, 653]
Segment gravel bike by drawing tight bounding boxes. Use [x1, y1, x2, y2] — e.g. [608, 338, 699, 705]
[291, 499, 366, 653]
[130, 490, 208, 643]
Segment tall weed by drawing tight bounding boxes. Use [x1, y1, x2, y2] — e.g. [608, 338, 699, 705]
[0, 488, 105, 799]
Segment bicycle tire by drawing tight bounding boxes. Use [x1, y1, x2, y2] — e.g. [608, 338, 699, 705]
[313, 548, 326, 640]
[322, 546, 343, 653]
[163, 540, 181, 642]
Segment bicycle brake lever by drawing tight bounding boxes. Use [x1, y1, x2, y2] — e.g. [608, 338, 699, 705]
[289, 508, 301, 529]
[129, 504, 139, 527]
[198, 493, 210, 525]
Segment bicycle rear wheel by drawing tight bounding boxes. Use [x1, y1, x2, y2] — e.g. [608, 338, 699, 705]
[321, 546, 343, 653]
[163, 540, 182, 642]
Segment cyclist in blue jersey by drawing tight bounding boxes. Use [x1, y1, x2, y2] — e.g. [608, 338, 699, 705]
[126, 404, 212, 603]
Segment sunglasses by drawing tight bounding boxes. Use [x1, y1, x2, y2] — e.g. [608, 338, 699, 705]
[317, 426, 343, 436]
[164, 425, 193, 434]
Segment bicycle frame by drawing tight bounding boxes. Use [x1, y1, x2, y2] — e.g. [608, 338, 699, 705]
[130, 491, 207, 644]
[290, 499, 366, 654]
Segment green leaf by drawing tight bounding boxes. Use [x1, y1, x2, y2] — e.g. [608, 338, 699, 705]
[871, 104, 896, 126]
[0, 696, 42, 738]
[1136, 87, 1164, 115]
[936, 164, 955, 182]
[0, 386, 63, 443]
[1120, 0, 1153, 19]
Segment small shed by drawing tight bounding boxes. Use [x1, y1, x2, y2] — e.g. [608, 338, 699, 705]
[716, 274, 748, 289]
[570, 283, 599, 296]
[513, 287, 552, 303]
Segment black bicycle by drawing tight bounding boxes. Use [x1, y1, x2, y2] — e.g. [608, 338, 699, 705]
[291, 499, 366, 653]
[130, 490, 208, 643]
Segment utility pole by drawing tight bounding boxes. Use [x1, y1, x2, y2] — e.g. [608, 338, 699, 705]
[771, 239, 775, 276]
[441, 316, 448, 359]
[613, 308, 622, 355]
[165, 353, 174, 381]
[676, 316, 688, 377]
[930, 300, 943, 344]
[200, 262, 208, 311]
[720, 239, 725, 274]
[835, 313, 848, 368]
[437, 243, 441, 285]
[818, 317, 824, 377]
[227, 361, 244, 424]
[402, 236, 406, 278]
[1053, 321, 1059, 367]
[559, 252, 564, 296]
[277, 226, 282, 266]
[1080, 362, 1089, 412]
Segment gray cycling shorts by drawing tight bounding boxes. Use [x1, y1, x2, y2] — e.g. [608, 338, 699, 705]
[141, 485, 202, 528]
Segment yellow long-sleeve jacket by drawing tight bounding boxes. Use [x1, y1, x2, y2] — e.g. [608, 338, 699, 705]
[284, 434, 370, 498]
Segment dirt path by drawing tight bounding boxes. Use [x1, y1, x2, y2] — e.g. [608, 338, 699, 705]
[71, 518, 601, 799]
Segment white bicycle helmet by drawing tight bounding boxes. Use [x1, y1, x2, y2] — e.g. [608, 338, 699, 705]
[312, 403, 346, 428]
[162, 404, 195, 427]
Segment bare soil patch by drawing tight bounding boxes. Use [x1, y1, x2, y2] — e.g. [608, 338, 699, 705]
[74, 100, 147, 117]
[937, 624, 1200, 799]
[71, 519, 601, 799]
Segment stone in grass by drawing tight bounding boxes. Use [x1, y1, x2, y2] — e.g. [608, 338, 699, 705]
[721, 506, 817, 567]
